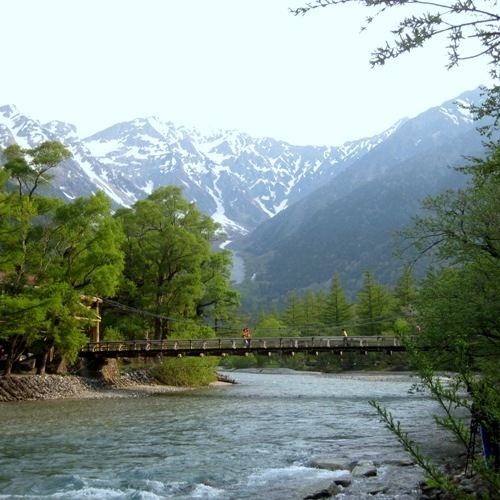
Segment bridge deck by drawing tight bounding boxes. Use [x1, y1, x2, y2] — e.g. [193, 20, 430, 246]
[79, 336, 404, 359]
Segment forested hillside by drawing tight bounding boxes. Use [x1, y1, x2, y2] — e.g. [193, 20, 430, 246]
[232, 90, 489, 310]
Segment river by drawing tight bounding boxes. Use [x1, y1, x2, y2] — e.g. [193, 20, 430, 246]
[0, 370, 464, 499]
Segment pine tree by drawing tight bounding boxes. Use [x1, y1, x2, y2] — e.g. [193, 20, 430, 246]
[321, 273, 353, 333]
[356, 270, 396, 336]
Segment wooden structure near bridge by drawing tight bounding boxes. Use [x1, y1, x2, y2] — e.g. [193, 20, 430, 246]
[79, 336, 405, 359]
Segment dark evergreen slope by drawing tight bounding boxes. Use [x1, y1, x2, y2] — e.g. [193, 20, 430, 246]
[232, 90, 488, 309]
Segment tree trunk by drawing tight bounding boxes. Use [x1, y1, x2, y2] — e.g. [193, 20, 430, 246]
[154, 318, 162, 340]
[4, 356, 13, 376]
[36, 352, 48, 375]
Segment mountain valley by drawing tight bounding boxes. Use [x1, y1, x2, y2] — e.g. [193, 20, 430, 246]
[0, 88, 488, 309]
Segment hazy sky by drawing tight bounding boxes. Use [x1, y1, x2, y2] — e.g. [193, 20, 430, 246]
[2, 0, 493, 146]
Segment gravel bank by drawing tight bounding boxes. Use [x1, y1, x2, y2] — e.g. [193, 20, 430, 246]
[0, 371, 228, 402]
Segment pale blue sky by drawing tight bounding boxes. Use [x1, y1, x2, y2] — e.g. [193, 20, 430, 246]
[1, 0, 492, 145]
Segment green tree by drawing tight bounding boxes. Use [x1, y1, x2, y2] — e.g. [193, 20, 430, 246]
[281, 290, 326, 335]
[300, 290, 325, 336]
[356, 270, 397, 335]
[23, 191, 126, 373]
[254, 316, 289, 338]
[0, 142, 127, 374]
[0, 141, 69, 287]
[195, 250, 240, 325]
[0, 294, 46, 375]
[30, 283, 91, 374]
[2, 141, 71, 199]
[394, 265, 417, 306]
[0, 141, 72, 374]
[116, 186, 238, 339]
[281, 291, 303, 333]
[321, 273, 353, 331]
[401, 141, 500, 376]
[394, 142, 500, 490]
[48, 191, 125, 296]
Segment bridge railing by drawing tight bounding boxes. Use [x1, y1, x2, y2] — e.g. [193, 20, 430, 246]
[81, 336, 402, 353]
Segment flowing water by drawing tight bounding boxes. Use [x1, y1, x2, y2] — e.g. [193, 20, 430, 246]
[0, 370, 464, 499]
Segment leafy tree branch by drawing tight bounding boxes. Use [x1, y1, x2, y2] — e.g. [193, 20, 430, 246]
[290, 0, 500, 77]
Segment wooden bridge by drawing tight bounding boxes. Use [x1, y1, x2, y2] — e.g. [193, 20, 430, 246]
[79, 336, 405, 359]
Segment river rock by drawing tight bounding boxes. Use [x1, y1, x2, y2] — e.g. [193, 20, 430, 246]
[383, 458, 415, 466]
[333, 475, 352, 487]
[351, 459, 377, 477]
[302, 480, 340, 499]
[310, 459, 349, 471]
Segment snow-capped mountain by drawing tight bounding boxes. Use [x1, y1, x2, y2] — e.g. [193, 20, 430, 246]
[231, 88, 485, 308]
[0, 89, 486, 307]
[0, 104, 139, 206]
[0, 103, 403, 237]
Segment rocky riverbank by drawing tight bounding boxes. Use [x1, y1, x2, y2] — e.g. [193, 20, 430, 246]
[0, 374, 104, 402]
[309, 455, 495, 499]
[0, 371, 232, 402]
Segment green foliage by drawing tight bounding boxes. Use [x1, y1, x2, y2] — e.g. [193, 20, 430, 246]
[385, 138, 500, 490]
[0, 141, 127, 374]
[115, 186, 239, 339]
[394, 265, 418, 310]
[321, 273, 353, 329]
[151, 357, 218, 387]
[2, 141, 71, 198]
[168, 322, 216, 340]
[0, 293, 47, 373]
[102, 326, 125, 342]
[36, 283, 90, 363]
[402, 140, 500, 376]
[49, 191, 125, 296]
[370, 399, 462, 495]
[281, 290, 328, 336]
[392, 317, 411, 337]
[219, 352, 257, 369]
[254, 317, 288, 337]
[356, 270, 398, 335]
[467, 86, 500, 139]
[281, 291, 303, 331]
[290, 0, 499, 78]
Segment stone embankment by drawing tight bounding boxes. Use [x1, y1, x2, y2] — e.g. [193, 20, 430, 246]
[0, 370, 235, 402]
[0, 374, 108, 402]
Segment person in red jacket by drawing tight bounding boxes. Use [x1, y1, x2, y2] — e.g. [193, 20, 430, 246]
[243, 328, 251, 348]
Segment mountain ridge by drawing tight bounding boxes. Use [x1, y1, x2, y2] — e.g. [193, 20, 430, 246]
[0, 102, 405, 238]
[0, 88, 487, 308]
[231, 89, 487, 307]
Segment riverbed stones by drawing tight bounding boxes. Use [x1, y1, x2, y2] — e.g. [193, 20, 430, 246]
[351, 459, 377, 477]
[311, 457, 378, 478]
[302, 480, 340, 499]
[333, 476, 352, 487]
[0, 375, 106, 401]
[384, 458, 415, 466]
[309, 459, 348, 471]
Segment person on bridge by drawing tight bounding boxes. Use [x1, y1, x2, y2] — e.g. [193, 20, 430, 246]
[243, 328, 251, 348]
[342, 329, 349, 345]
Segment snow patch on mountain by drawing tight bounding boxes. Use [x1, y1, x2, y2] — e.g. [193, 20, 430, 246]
[1, 88, 482, 238]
